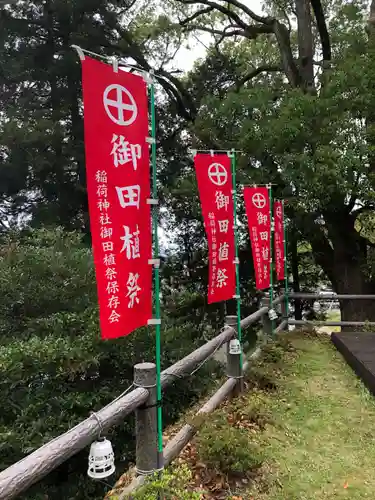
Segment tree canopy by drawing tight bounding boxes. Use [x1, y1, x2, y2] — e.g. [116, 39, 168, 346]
[0, 0, 375, 497]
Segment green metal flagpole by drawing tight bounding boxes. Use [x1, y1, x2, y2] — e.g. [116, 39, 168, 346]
[148, 76, 163, 470]
[230, 149, 243, 369]
[282, 199, 289, 323]
[268, 185, 275, 336]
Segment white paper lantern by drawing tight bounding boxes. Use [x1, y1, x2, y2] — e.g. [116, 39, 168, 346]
[268, 308, 278, 321]
[87, 437, 115, 479]
[229, 338, 241, 355]
[313, 301, 321, 313]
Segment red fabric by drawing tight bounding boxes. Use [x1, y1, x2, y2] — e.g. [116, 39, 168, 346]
[243, 186, 271, 290]
[194, 154, 236, 303]
[81, 56, 152, 339]
[274, 200, 285, 281]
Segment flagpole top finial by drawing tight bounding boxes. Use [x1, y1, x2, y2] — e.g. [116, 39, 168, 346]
[71, 45, 85, 61]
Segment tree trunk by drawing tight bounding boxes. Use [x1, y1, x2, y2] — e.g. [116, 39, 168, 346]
[329, 216, 375, 329]
[295, 0, 314, 90]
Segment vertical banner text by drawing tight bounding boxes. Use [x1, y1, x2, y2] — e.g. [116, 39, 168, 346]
[194, 154, 236, 303]
[81, 56, 152, 339]
[274, 200, 285, 281]
[243, 186, 271, 290]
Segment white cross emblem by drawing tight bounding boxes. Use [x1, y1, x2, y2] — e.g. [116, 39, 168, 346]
[103, 84, 138, 126]
[252, 192, 266, 209]
[208, 163, 228, 186]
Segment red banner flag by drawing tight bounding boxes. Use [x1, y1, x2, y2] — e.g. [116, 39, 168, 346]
[194, 154, 236, 303]
[243, 186, 271, 290]
[274, 200, 285, 281]
[81, 56, 152, 339]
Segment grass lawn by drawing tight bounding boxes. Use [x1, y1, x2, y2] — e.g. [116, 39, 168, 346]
[244, 333, 375, 499]
[112, 333, 375, 499]
[317, 308, 341, 334]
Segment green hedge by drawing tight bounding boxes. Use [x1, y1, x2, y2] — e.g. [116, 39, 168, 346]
[0, 228, 222, 499]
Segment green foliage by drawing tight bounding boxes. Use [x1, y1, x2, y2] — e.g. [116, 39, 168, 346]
[0, 228, 221, 499]
[186, 0, 375, 310]
[195, 411, 264, 475]
[130, 464, 202, 499]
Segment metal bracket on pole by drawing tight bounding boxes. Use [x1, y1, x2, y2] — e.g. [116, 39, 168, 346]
[148, 259, 161, 268]
[71, 45, 85, 61]
[146, 137, 156, 145]
[147, 198, 159, 205]
[148, 319, 161, 326]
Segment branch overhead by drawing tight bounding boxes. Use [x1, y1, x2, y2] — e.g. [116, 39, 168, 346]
[176, 0, 272, 25]
[179, 6, 214, 26]
[175, 0, 252, 30]
[310, 0, 331, 62]
[235, 65, 282, 90]
[182, 23, 273, 40]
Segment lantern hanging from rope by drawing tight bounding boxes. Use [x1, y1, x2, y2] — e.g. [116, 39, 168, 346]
[87, 437, 115, 479]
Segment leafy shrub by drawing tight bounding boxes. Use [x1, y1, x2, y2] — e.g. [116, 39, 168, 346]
[244, 365, 278, 391]
[195, 412, 264, 475]
[129, 464, 202, 499]
[260, 342, 285, 364]
[230, 396, 272, 430]
[0, 228, 221, 499]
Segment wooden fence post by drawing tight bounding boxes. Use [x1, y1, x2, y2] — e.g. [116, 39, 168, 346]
[279, 287, 288, 331]
[225, 315, 244, 395]
[134, 362, 159, 476]
[261, 293, 272, 338]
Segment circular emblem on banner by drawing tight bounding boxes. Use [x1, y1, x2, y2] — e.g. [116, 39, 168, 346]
[103, 84, 138, 126]
[252, 193, 266, 209]
[208, 163, 228, 186]
[276, 205, 282, 218]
